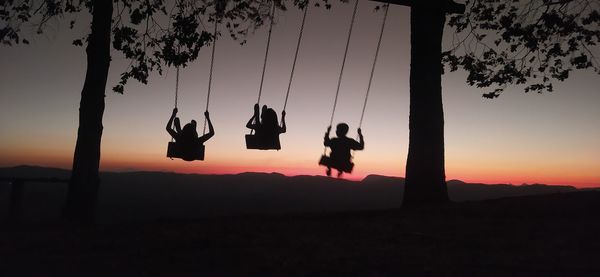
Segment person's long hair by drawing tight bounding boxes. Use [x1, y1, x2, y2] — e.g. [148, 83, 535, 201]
[181, 121, 198, 140]
[260, 108, 279, 133]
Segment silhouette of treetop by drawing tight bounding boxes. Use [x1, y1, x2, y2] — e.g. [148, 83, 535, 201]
[0, 0, 311, 93]
[444, 0, 600, 98]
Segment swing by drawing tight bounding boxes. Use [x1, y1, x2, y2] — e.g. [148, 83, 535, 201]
[167, 140, 205, 161]
[167, 20, 219, 161]
[319, 1, 389, 174]
[319, 155, 354, 173]
[245, 133, 281, 150]
[246, 2, 308, 150]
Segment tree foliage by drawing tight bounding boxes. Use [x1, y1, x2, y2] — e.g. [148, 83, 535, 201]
[3, 0, 599, 98]
[1, 0, 311, 93]
[444, 0, 600, 98]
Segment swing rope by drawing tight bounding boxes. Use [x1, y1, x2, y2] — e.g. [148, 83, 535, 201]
[171, 65, 180, 144]
[358, 3, 388, 129]
[174, 66, 180, 109]
[323, 0, 359, 156]
[203, 21, 218, 135]
[282, 2, 309, 112]
[257, 2, 276, 106]
[329, 0, 359, 127]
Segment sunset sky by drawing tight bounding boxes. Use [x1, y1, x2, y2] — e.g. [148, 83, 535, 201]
[1, 1, 599, 187]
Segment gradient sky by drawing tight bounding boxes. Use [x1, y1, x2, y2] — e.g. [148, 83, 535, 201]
[1, 1, 599, 187]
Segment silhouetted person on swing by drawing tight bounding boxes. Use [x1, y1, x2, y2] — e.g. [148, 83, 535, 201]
[166, 108, 214, 161]
[322, 123, 364, 177]
[246, 103, 286, 150]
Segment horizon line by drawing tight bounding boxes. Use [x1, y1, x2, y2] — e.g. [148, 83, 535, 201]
[3, 164, 598, 188]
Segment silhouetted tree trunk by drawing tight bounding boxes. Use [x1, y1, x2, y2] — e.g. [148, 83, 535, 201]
[402, 4, 449, 207]
[64, 0, 113, 223]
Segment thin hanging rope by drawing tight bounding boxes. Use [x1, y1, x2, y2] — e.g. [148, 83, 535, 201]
[206, 23, 217, 112]
[257, 2, 276, 106]
[329, 0, 359, 127]
[358, 4, 388, 129]
[282, 2, 309, 112]
[175, 66, 180, 109]
[324, 0, 359, 156]
[203, 22, 218, 135]
[171, 66, 180, 144]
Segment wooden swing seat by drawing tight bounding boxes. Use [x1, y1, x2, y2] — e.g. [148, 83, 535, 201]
[318, 155, 354, 173]
[245, 134, 281, 150]
[167, 141, 205, 161]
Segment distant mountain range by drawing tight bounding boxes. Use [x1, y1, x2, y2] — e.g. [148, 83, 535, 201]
[0, 165, 589, 223]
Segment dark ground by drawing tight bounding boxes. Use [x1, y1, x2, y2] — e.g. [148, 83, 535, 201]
[1, 191, 600, 276]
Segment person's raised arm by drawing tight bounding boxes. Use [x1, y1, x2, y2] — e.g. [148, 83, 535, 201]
[166, 108, 178, 139]
[354, 128, 365, 150]
[323, 126, 332, 147]
[174, 117, 182, 133]
[279, 110, 287, 133]
[246, 103, 260, 129]
[199, 111, 215, 143]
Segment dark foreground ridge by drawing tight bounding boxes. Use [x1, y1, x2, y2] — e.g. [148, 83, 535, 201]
[1, 191, 600, 276]
[0, 165, 590, 223]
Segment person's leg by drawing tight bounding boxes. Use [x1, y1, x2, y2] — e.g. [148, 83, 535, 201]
[326, 167, 332, 177]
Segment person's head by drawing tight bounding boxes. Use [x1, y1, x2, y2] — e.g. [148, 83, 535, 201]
[182, 121, 198, 137]
[261, 108, 279, 128]
[336, 123, 349, 137]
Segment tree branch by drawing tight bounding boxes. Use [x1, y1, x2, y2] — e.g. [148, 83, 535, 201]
[369, 0, 466, 14]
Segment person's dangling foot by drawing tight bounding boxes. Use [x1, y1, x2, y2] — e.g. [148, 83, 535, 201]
[326, 167, 332, 177]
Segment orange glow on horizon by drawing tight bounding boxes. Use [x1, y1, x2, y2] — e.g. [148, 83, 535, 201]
[2, 151, 598, 188]
[2, 140, 599, 188]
